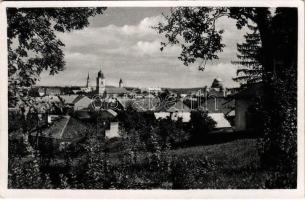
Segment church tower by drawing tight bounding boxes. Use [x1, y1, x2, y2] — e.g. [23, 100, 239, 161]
[96, 66, 106, 95]
[119, 78, 123, 88]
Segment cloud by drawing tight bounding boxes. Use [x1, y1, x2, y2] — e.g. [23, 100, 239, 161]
[57, 15, 170, 59]
[38, 12, 245, 88]
[120, 16, 166, 35]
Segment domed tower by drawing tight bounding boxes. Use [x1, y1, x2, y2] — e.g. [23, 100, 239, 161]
[96, 66, 106, 95]
[211, 78, 224, 90]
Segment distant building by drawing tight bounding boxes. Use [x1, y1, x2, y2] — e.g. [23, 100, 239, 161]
[86, 72, 92, 90]
[34, 86, 61, 96]
[141, 87, 162, 94]
[59, 94, 92, 113]
[72, 95, 92, 111]
[35, 95, 61, 104]
[208, 113, 232, 130]
[38, 88, 46, 96]
[105, 86, 129, 98]
[59, 94, 79, 106]
[154, 110, 231, 129]
[94, 66, 128, 98]
[96, 66, 106, 96]
[119, 78, 124, 88]
[167, 100, 190, 112]
[182, 78, 234, 115]
[79, 73, 94, 93]
[148, 87, 162, 93]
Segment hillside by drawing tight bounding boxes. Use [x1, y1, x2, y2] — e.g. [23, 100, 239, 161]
[104, 138, 268, 189]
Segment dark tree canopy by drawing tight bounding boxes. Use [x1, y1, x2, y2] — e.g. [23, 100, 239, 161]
[155, 7, 297, 79]
[156, 7, 298, 188]
[156, 7, 266, 70]
[7, 7, 106, 106]
[232, 25, 262, 85]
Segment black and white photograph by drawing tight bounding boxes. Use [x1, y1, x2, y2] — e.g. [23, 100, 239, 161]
[0, 0, 304, 197]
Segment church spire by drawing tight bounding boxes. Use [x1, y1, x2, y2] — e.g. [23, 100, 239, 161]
[86, 72, 90, 88]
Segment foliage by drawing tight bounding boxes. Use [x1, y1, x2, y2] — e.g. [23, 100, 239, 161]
[189, 111, 216, 143]
[119, 110, 216, 148]
[8, 136, 53, 189]
[156, 7, 297, 188]
[259, 8, 297, 188]
[155, 7, 262, 70]
[155, 117, 186, 148]
[9, 118, 268, 189]
[232, 26, 263, 85]
[28, 87, 40, 97]
[82, 137, 107, 189]
[7, 7, 106, 106]
[171, 156, 216, 189]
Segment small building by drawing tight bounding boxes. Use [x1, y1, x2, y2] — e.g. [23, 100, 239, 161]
[105, 122, 120, 139]
[154, 111, 231, 129]
[105, 86, 129, 98]
[72, 95, 92, 111]
[29, 116, 88, 153]
[208, 113, 232, 129]
[45, 87, 61, 95]
[95, 109, 120, 139]
[171, 112, 191, 123]
[154, 100, 191, 123]
[74, 110, 92, 120]
[59, 94, 79, 106]
[233, 83, 263, 132]
[154, 112, 171, 120]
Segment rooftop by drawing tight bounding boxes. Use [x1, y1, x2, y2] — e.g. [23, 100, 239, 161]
[30, 116, 88, 141]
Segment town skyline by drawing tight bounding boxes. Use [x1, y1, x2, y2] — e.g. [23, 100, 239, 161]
[36, 7, 248, 88]
[36, 67, 233, 89]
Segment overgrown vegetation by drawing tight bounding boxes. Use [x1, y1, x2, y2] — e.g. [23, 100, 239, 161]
[9, 118, 265, 189]
[7, 7, 298, 189]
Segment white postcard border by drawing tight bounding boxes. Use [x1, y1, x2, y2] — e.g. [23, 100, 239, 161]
[0, 1, 304, 199]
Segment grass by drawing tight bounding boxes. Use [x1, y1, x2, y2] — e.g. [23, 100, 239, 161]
[169, 138, 260, 169]
[104, 138, 268, 189]
[40, 137, 269, 189]
[166, 139, 267, 189]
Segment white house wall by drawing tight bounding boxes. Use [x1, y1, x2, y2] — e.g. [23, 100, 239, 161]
[105, 122, 120, 139]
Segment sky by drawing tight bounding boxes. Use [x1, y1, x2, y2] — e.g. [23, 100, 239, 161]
[37, 7, 248, 88]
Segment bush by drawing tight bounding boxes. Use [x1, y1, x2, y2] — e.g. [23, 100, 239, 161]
[189, 111, 216, 144]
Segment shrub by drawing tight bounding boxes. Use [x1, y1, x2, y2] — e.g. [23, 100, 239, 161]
[189, 111, 216, 144]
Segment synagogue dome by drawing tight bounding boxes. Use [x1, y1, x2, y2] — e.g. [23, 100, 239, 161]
[211, 78, 224, 89]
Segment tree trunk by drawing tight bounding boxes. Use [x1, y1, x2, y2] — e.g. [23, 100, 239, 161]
[254, 8, 281, 168]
